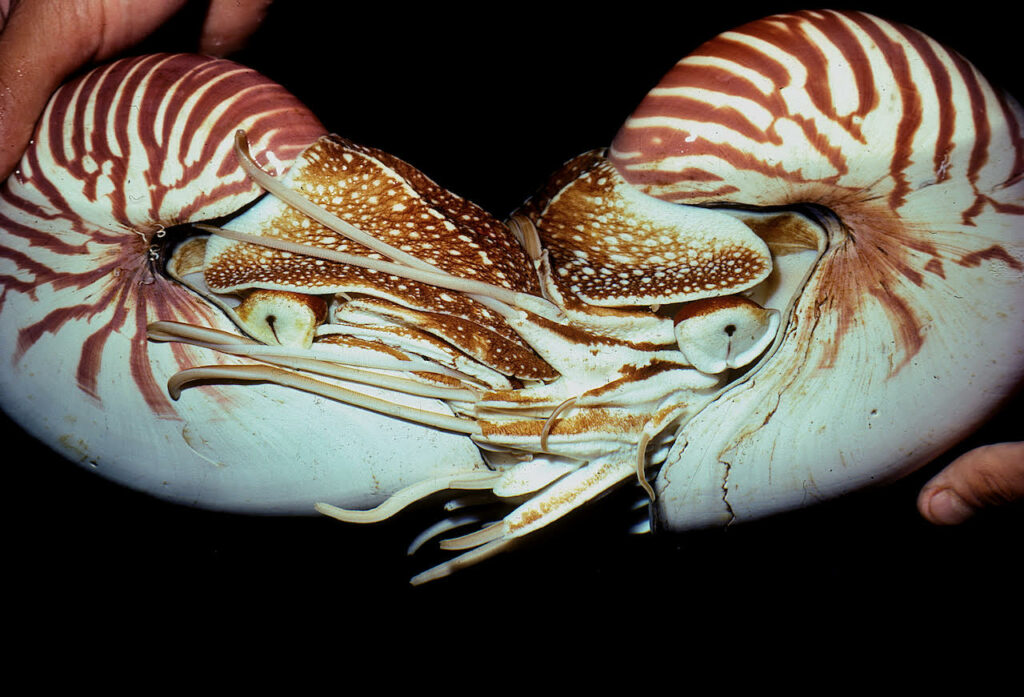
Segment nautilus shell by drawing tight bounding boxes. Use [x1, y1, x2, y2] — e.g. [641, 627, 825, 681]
[3, 8, 1021, 588]
[609, 11, 1024, 530]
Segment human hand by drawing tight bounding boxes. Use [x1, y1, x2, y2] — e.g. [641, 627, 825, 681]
[917, 441, 1024, 524]
[0, 0, 272, 180]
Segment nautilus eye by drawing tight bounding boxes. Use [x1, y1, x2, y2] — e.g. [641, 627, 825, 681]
[673, 297, 780, 375]
[234, 290, 328, 348]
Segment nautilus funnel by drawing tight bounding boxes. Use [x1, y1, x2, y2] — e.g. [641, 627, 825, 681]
[608, 9, 1024, 529]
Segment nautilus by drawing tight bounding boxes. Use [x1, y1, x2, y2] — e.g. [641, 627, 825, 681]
[1, 10, 1021, 585]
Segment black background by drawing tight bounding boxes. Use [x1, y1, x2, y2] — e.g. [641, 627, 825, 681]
[7, 2, 1021, 647]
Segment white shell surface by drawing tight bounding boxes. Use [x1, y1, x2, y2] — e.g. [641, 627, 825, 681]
[660, 264, 1024, 526]
[0, 306, 484, 514]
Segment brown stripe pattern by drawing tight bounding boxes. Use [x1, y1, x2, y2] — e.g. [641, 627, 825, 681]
[0, 54, 326, 414]
[610, 9, 1024, 374]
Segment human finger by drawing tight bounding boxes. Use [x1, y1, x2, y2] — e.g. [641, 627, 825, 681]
[199, 0, 273, 56]
[917, 442, 1024, 524]
[0, 0, 187, 179]
[0, 0, 274, 180]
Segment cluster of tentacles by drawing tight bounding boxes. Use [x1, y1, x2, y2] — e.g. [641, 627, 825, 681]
[148, 131, 817, 582]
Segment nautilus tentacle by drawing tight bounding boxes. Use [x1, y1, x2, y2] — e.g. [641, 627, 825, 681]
[157, 128, 739, 582]
[0, 54, 487, 513]
[608, 10, 1024, 529]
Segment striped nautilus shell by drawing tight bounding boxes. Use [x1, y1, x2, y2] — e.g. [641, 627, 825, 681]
[2, 10, 1020, 585]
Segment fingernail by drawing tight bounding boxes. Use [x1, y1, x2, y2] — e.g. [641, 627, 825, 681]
[927, 488, 975, 525]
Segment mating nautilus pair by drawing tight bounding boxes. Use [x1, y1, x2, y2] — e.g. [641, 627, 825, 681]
[1, 10, 1020, 584]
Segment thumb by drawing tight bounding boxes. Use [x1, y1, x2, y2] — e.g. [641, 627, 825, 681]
[199, 0, 273, 57]
[917, 442, 1024, 525]
[0, 0, 273, 181]
[0, 0, 186, 180]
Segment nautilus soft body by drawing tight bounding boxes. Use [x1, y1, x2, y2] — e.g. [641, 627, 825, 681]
[0, 11, 1020, 581]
